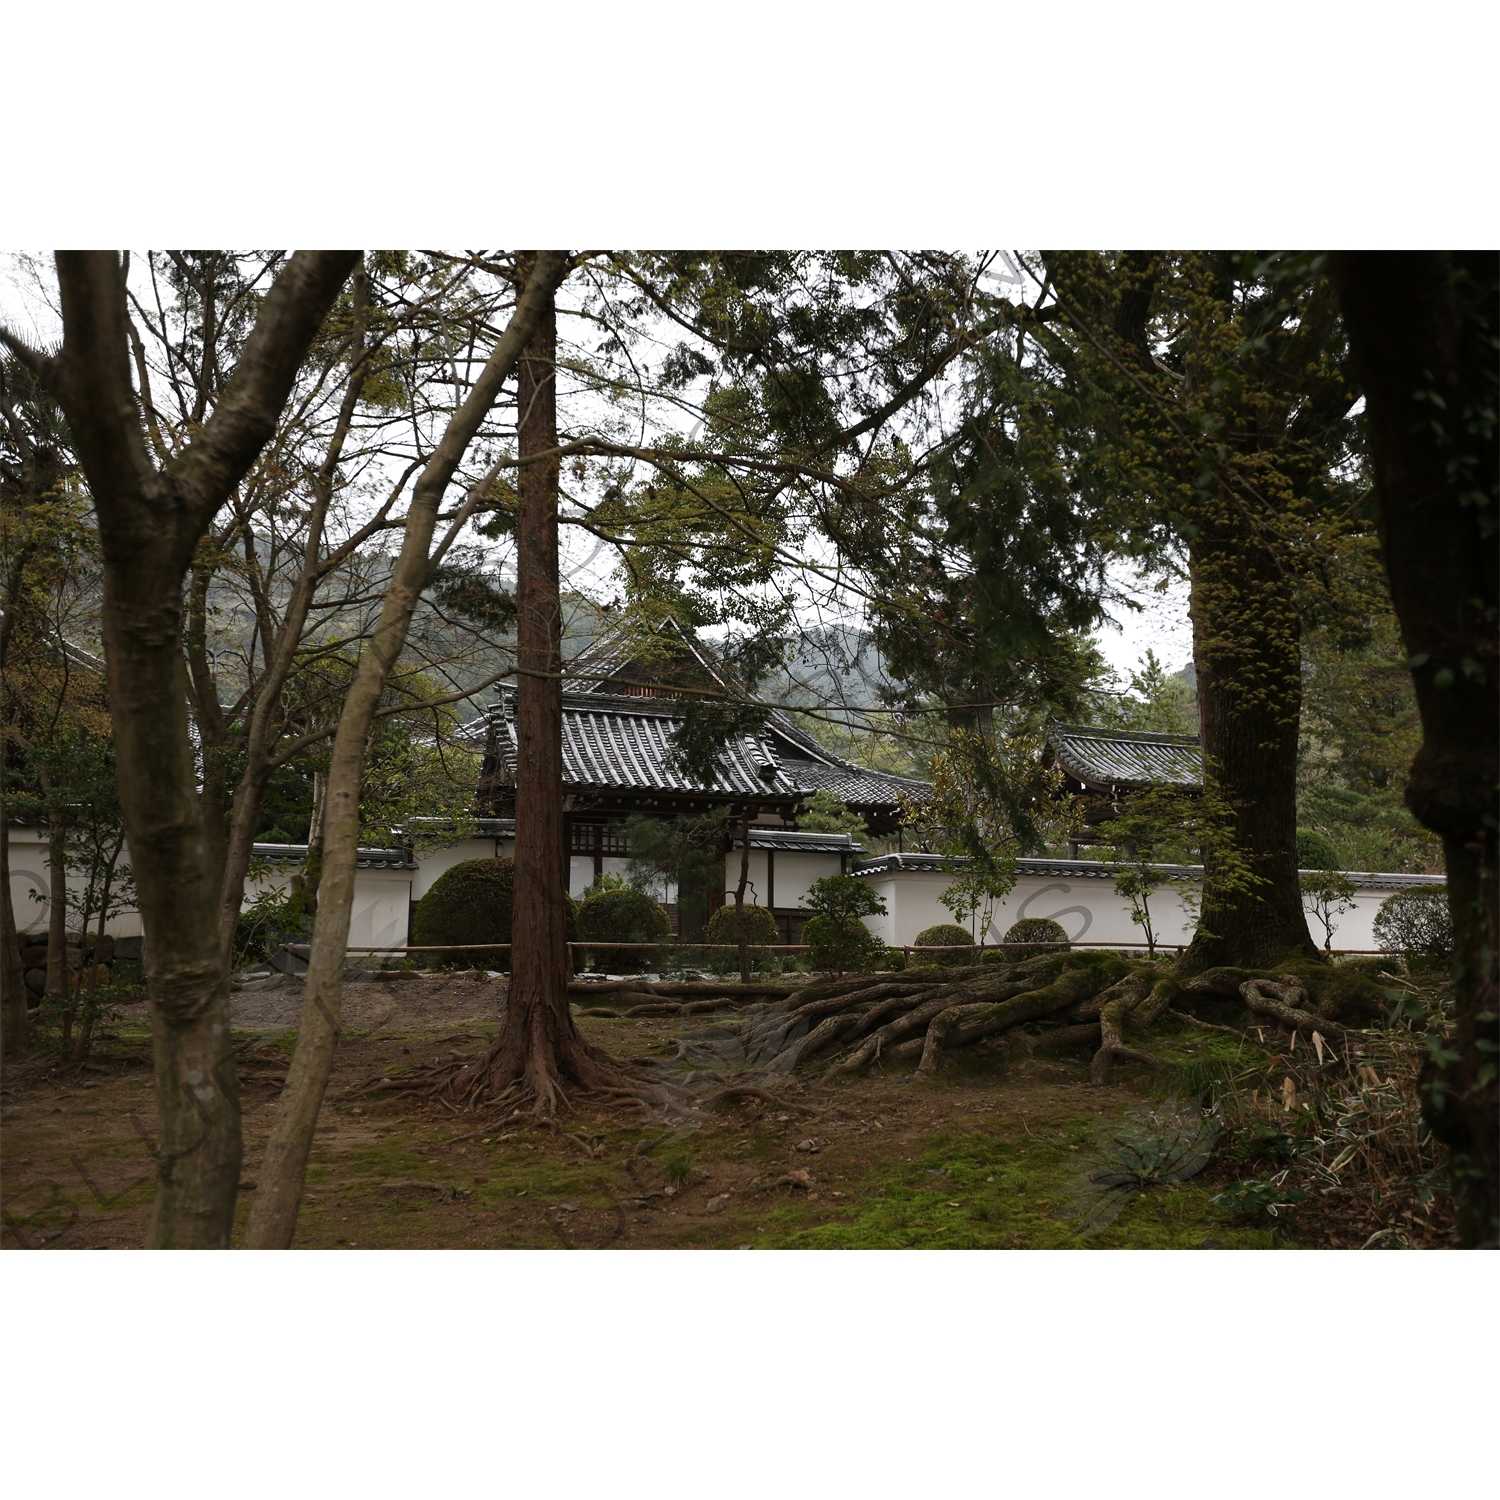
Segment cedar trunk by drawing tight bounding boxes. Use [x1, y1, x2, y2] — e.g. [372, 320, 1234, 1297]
[1331, 251, 1499, 1248]
[0, 816, 27, 1057]
[1180, 527, 1320, 973]
[488, 260, 607, 1110]
[736, 810, 752, 983]
[244, 253, 570, 1244]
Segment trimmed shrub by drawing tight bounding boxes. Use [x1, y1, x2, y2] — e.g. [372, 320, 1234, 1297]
[577, 885, 671, 971]
[702, 902, 781, 975]
[411, 857, 516, 969]
[913, 922, 979, 966]
[1374, 887, 1452, 972]
[1000, 917, 1071, 956]
[705, 902, 779, 947]
[803, 913, 886, 974]
[1296, 829, 1341, 871]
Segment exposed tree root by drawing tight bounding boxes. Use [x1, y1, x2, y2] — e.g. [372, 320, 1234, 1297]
[1238, 975, 1349, 1040]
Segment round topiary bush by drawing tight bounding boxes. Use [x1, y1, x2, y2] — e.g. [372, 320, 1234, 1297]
[1374, 886, 1452, 972]
[1296, 829, 1341, 871]
[411, 858, 515, 969]
[577, 885, 671, 971]
[700, 902, 781, 975]
[913, 922, 979, 966]
[1000, 917, 1070, 955]
[705, 902, 779, 947]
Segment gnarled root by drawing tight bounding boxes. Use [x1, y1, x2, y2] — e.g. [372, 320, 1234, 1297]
[1090, 975, 1176, 1086]
[913, 966, 1118, 1079]
[1239, 975, 1349, 1041]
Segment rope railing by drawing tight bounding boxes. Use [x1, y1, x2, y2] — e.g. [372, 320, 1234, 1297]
[278, 939, 1393, 959]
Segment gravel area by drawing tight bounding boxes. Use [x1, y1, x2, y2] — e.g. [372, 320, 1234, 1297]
[227, 970, 507, 1031]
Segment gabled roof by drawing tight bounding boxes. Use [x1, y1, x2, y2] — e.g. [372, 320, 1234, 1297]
[473, 689, 803, 802]
[479, 618, 929, 817]
[1045, 722, 1202, 793]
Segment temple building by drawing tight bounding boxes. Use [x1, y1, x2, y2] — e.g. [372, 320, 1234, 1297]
[454, 624, 927, 941]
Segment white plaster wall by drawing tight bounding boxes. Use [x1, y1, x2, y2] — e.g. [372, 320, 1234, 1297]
[717, 849, 847, 910]
[859, 864, 1428, 954]
[6, 825, 143, 938]
[410, 837, 509, 899]
[720, 849, 771, 908]
[243, 863, 413, 948]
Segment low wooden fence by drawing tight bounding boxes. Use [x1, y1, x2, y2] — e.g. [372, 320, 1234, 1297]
[278, 939, 1391, 962]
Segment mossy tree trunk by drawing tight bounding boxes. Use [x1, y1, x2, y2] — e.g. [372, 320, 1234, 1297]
[1331, 250, 1499, 1249]
[1181, 527, 1320, 972]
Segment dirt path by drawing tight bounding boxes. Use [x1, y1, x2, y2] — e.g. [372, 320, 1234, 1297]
[0, 976, 1447, 1250]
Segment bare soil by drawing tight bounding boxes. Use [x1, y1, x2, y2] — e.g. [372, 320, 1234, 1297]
[0, 973, 1457, 1250]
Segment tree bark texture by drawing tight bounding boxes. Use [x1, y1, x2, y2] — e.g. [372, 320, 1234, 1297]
[245, 251, 570, 1246]
[0, 816, 26, 1057]
[4, 249, 358, 1245]
[736, 810, 753, 983]
[1181, 529, 1320, 971]
[43, 806, 68, 1002]
[1331, 250, 1499, 1248]
[488, 256, 616, 1113]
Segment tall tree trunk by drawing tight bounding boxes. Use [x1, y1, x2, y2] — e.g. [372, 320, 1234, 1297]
[1331, 250, 1499, 1249]
[0, 815, 27, 1058]
[736, 810, 752, 982]
[488, 257, 613, 1113]
[246, 253, 570, 1244]
[44, 811, 68, 1002]
[1180, 529, 1320, 973]
[5, 249, 360, 1245]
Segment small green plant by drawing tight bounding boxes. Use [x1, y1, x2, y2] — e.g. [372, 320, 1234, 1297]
[665, 1152, 691, 1186]
[1300, 868, 1358, 955]
[1060, 1101, 1221, 1235]
[1212, 1175, 1307, 1221]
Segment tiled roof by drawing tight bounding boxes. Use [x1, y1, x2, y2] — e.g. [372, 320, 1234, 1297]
[782, 759, 928, 810]
[851, 853, 1445, 891]
[1046, 722, 1202, 791]
[734, 828, 865, 854]
[252, 843, 417, 870]
[476, 690, 803, 801]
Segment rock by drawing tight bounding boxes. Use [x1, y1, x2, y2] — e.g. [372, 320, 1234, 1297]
[21, 945, 49, 968]
[1199, 1237, 1224, 1249]
[24, 968, 46, 996]
[794, 1138, 821, 1154]
[113, 935, 144, 961]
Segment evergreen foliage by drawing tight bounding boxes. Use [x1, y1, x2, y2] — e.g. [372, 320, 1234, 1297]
[1296, 828, 1342, 870]
[410, 858, 516, 968]
[576, 882, 671, 972]
[803, 874, 887, 973]
[913, 922, 979, 965]
[1000, 917, 1070, 953]
[705, 902, 778, 946]
[1374, 887, 1453, 971]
